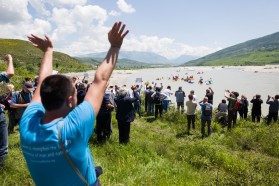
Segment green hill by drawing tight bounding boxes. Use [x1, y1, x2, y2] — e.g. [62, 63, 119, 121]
[183, 32, 279, 66]
[0, 39, 91, 89]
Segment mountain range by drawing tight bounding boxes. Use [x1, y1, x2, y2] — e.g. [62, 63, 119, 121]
[77, 51, 198, 66]
[182, 31, 279, 66]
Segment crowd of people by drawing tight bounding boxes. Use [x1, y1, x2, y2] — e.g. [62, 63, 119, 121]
[0, 20, 278, 186]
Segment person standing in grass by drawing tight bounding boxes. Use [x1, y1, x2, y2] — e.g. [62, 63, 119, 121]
[224, 90, 239, 130]
[175, 86, 186, 113]
[0, 54, 14, 168]
[239, 94, 249, 120]
[162, 85, 172, 112]
[151, 87, 167, 119]
[115, 86, 139, 143]
[266, 94, 279, 125]
[20, 22, 129, 186]
[250, 94, 263, 122]
[199, 97, 213, 138]
[205, 87, 214, 104]
[185, 94, 197, 135]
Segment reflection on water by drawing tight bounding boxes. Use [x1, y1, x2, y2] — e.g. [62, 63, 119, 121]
[123, 67, 279, 115]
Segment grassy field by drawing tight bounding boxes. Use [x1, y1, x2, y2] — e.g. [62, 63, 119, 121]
[1, 107, 279, 186]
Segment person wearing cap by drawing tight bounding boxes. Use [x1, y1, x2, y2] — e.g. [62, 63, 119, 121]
[9, 80, 34, 133]
[0, 54, 14, 168]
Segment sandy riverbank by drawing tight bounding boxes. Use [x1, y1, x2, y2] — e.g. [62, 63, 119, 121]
[176, 65, 279, 73]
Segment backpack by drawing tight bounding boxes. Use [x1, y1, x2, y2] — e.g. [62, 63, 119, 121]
[233, 99, 242, 111]
[203, 103, 212, 116]
[153, 92, 161, 105]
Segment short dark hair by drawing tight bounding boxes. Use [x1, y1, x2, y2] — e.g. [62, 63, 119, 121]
[233, 92, 239, 98]
[275, 95, 279, 99]
[188, 94, 193, 100]
[40, 75, 75, 110]
[222, 99, 226, 103]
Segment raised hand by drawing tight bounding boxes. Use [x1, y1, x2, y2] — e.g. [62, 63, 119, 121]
[108, 22, 129, 48]
[4, 54, 12, 62]
[27, 34, 53, 52]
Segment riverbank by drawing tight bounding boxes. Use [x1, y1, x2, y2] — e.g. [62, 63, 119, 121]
[64, 65, 279, 85]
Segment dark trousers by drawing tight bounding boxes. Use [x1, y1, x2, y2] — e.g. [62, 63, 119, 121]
[8, 111, 19, 133]
[239, 109, 248, 120]
[117, 121, 131, 143]
[177, 102, 184, 112]
[267, 111, 278, 125]
[147, 102, 154, 116]
[252, 110, 261, 122]
[96, 112, 112, 142]
[201, 119, 211, 138]
[187, 115, 196, 132]
[228, 111, 237, 130]
[154, 104, 163, 119]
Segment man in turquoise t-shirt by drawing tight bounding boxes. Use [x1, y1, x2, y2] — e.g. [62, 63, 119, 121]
[20, 22, 129, 186]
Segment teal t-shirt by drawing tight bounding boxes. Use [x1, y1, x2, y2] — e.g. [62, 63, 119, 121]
[20, 101, 96, 186]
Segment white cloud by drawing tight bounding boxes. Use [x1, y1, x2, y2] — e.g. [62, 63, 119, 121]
[29, 0, 51, 16]
[0, 1, 220, 59]
[109, 10, 121, 17]
[46, 0, 87, 6]
[117, 0, 135, 13]
[0, 0, 31, 24]
[124, 35, 221, 59]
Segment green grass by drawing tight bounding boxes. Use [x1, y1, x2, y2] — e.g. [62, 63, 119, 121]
[1, 107, 279, 186]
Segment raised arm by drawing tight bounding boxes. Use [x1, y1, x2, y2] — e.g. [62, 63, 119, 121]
[4, 54, 14, 78]
[224, 90, 230, 99]
[85, 22, 129, 116]
[27, 34, 53, 103]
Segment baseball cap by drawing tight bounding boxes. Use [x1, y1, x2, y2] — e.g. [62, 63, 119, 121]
[24, 82, 35, 92]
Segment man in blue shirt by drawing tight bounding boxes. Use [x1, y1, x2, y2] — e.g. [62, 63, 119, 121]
[0, 54, 14, 168]
[20, 22, 129, 186]
[199, 97, 213, 139]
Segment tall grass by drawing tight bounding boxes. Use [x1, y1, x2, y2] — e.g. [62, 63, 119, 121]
[1, 107, 279, 185]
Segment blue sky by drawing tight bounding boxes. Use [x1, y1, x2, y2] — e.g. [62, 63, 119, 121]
[0, 0, 279, 59]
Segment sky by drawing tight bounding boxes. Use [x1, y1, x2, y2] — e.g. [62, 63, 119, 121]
[0, 0, 279, 59]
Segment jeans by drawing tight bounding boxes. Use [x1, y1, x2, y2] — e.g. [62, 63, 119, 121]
[201, 119, 211, 138]
[133, 100, 141, 117]
[163, 100, 170, 112]
[147, 102, 154, 116]
[0, 112, 8, 165]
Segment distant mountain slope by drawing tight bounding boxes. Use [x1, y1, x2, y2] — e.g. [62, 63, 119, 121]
[79, 51, 170, 64]
[0, 39, 91, 89]
[76, 57, 160, 68]
[182, 32, 279, 66]
[78, 51, 198, 66]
